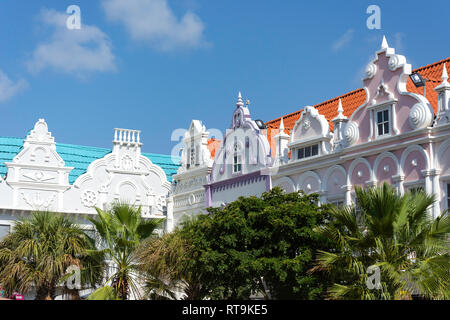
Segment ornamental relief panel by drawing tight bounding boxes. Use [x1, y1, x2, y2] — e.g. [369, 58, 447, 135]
[121, 155, 135, 171]
[21, 191, 57, 210]
[81, 189, 98, 208]
[21, 170, 57, 183]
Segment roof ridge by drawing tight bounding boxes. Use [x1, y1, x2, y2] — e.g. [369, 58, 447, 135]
[412, 57, 450, 73]
[266, 88, 365, 126]
[266, 57, 450, 127]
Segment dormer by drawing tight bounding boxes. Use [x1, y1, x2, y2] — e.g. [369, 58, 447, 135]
[178, 120, 213, 172]
[210, 92, 272, 183]
[289, 106, 333, 161]
[343, 36, 434, 147]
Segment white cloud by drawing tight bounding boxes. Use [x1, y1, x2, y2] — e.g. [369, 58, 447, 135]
[0, 69, 28, 103]
[27, 9, 116, 77]
[332, 29, 354, 52]
[101, 0, 209, 51]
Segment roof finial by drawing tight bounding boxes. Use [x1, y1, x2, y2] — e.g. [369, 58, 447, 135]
[236, 91, 244, 108]
[337, 98, 344, 115]
[279, 117, 285, 131]
[381, 35, 388, 49]
[442, 63, 449, 83]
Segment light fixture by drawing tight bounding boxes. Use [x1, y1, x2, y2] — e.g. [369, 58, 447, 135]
[409, 73, 426, 88]
[255, 120, 266, 129]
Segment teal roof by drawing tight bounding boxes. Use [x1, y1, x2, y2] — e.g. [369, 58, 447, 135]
[0, 137, 180, 184]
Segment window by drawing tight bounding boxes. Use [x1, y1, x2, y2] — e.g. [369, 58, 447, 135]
[233, 155, 242, 173]
[377, 109, 390, 136]
[195, 145, 200, 166]
[233, 142, 242, 173]
[0, 224, 10, 240]
[186, 148, 191, 169]
[190, 148, 195, 167]
[297, 144, 319, 160]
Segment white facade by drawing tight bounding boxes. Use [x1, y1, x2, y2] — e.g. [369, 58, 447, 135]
[172, 120, 213, 227]
[0, 119, 174, 232]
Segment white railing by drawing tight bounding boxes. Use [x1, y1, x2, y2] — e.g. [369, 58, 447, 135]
[114, 128, 141, 145]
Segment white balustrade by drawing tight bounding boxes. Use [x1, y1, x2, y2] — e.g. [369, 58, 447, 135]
[114, 128, 141, 145]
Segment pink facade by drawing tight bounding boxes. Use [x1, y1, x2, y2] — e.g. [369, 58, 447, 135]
[175, 37, 450, 219]
[271, 37, 450, 218]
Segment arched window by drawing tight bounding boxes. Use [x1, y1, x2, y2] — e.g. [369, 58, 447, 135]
[233, 140, 242, 173]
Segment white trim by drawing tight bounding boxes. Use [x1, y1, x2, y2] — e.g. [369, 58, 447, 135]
[322, 165, 347, 191]
[273, 176, 296, 193]
[373, 151, 400, 179]
[297, 171, 321, 193]
[348, 157, 373, 185]
[399, 144, 430, 176]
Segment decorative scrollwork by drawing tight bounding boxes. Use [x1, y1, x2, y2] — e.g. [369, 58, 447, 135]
[344, 121, 359, 146]
[409, 103, 432, 130]
[303, 119, 311, 131]
[388, 55, 400, 71]
[365, 62, 377, 79]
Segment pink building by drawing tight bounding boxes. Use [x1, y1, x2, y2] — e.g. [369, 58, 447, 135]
[174, 37, 450, 220]
[267, 37, 450, 218]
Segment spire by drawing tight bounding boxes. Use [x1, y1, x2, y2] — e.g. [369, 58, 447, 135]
[236, 91, 244, 108]
[442, 63, 449, 83]
[381, 35, 388, 50]
[279, 117, 285, 132]
[332, 98, 347, 122]
[337, 98, 344, 115]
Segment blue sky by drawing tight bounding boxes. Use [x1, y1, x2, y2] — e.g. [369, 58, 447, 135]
[0, 0, 448, 155]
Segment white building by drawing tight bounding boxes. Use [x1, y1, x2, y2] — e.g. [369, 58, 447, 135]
[172, 120, 215, 227]
[0, 119, 180, 238]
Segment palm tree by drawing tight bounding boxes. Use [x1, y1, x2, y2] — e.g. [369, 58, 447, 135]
[0, 211, 104, 300]
[88, 202, 163, 300]
[312, 183, 449, 300]
[135, 223, 205, 300]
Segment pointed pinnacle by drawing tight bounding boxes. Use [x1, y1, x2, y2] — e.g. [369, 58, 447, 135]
[236, 91, 244, 107]
[442, 63, 448, 83]
[279, 117, 285, 131]
[381, 35, 388, 49]
[337, 99, 344, 114]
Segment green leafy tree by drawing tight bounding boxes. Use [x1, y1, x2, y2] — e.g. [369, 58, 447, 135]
[88, 202, 163, 300]
[0, 211, 104, 300]
[313, 183, 450, 300]
[138, 188, 333, 300]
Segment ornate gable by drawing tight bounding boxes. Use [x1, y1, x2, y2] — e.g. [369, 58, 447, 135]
[210, 92, 272, 183]
[289, 106, 333, 157]
[177, 120, 213, 174]
[66, 128, 171, 218]
[344, 36, 434, 147]
[4, 119, 73, 211]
